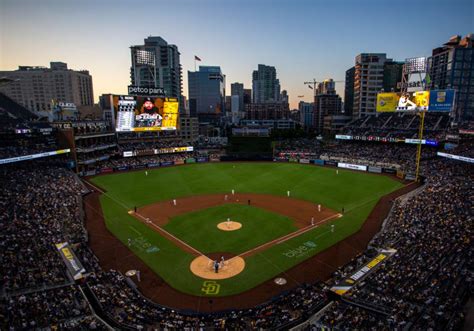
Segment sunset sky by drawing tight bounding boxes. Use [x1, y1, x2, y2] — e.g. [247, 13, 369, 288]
[1, 0, 472, 109]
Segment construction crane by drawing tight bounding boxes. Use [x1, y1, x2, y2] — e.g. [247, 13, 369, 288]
[304, 78, 344, 92]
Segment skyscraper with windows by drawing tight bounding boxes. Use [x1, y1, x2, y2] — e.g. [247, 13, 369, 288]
[352, 53, 389, 118]
[0, 62, 93, 113]
[314, 79, 342, 133]
[130, 36, 183, 109]
[344, 67, 355, 115]
[428, 34, 474, 121]
[231, 82, 244, 112]
[252, 65, 281, 103]
[188, 66, 225, 123]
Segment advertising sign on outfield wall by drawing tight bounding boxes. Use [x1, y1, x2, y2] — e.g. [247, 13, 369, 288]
[299, 159, 310, 164]
[324, 160, 338, 166]
[313, 159, 325, 165]
[368, 166, 382, 173]
[338, 162, 367, 171]
[382, 168, 397, 174]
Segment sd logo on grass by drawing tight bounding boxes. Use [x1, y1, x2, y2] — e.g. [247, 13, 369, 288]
[201, 281, 220, 295]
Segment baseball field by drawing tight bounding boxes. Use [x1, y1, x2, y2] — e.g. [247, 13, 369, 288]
[89, 162, 404, 297]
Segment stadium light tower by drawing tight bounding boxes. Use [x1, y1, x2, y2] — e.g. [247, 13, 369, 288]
[401, 58, 429, 182]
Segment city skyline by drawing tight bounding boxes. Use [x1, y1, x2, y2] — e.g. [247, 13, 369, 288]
[1, 0, 473, 109]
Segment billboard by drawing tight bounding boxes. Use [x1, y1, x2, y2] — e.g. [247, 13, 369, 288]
[337, 162, 367, 171]
[437, 152, 474, 164]
[114, 95, 179, 132]
[376, 90, 454, 112]
[55, 242, 86, 280]
[428, 90, 455, 111]
[0, 149, 71, 165]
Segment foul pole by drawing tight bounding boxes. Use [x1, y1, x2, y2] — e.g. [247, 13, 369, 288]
[415, 111, 426, 181]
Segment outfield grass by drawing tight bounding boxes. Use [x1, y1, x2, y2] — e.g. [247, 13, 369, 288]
[163, 204, 297, 254]
[92, 162, 403, 296]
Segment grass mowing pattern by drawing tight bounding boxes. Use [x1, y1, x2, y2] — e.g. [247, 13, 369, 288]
[92, 162, 403, 296]
[163, 204, 297, 255]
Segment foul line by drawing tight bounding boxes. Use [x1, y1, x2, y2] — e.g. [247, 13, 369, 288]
[239, 213, 342, 258]
[83, 180, 105, 194]
[133, 211, 207, 258]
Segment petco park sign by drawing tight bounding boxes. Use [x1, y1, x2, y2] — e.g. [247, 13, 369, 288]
[128, 85, 165, 96]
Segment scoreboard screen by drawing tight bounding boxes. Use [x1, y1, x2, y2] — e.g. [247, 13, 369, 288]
[113, 95, 179, 132]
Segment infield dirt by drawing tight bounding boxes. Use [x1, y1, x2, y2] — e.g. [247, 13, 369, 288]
[83, 179, 418, 312]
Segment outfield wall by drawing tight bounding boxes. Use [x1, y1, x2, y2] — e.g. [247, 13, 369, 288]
[81, 154, 417, 182]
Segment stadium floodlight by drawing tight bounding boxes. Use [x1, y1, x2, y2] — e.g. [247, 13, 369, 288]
[404, 57, 427, 74]
[135, 49, 155, 66]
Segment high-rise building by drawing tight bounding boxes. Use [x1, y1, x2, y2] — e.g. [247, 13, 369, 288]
[428, 34, 474, 121]
[353, 53, 389, 118]
[316, 79, 336, 95]
[280, 90, 289, 104]
[231, 82, 244, 112]
[188, 66, 225, 123]
[245, 103, 290, 120]
[130, 36, 183, 108]
[0, 62, 93, 113]
[344, 67, 355, 115]
[383, 60, 404, 92]
[243, 89, 252, 105]
[314, 79, 343, 133]
[298, 101, 314, 128]
[252, 64, 281, 103]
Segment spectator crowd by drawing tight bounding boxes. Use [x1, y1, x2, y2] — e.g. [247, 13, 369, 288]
[0, 131, 472, 330]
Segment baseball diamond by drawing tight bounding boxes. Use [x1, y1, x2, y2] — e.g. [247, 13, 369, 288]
[87, 162, 408, 304]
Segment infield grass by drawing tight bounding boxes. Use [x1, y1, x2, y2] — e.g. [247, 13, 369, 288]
[91, 162, 404, 296]
[163, 204, 298, 254]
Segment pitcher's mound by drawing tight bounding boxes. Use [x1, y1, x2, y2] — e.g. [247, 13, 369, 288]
[217, 221, 242, 231]
[190, 255, 245, 280]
